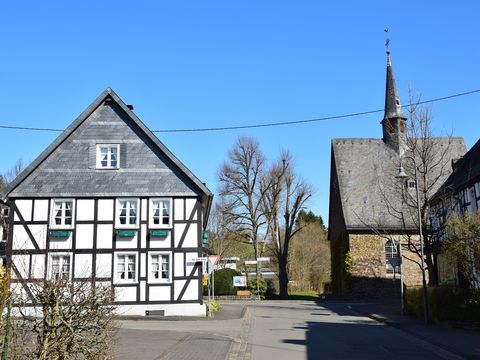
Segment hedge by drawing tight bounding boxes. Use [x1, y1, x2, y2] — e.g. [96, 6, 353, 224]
[212, 268, 241, 296]
[405, 286, 480, 322]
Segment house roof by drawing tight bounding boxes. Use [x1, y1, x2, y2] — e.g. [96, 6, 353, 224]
[431, 138, 480, 203]
[1, 88, 213, 218]
[331, 137, 466, 231]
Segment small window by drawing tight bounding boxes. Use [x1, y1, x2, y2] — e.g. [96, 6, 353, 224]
[407, 179, 416, 189]
[385, 240, 401, 274]
[96, 144, 120, 169]
[149, 199, 172, 228]
[149, 252, 171, 283]
[49, 254, 71, 280]
[116, 199, 138, 228]
[50, 199, 75, 229]
[115, 253, 137, 284]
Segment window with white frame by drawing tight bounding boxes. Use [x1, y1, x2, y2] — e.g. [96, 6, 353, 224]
[385, 240, 401, 274]
[116, 199, 138, 228]
[149, 252, 171, 283]
[96, 144, 120, 169]
[50, 199, 75, 228]
[49, 254, 71, 280]
[149, 198, 172, 228]
[115, 253, 137, 283]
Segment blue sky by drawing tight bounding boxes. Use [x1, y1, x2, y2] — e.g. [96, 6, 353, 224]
[1, 1, 479, 222]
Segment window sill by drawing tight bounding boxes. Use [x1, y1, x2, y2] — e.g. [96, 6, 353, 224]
[148, 279, 172, 285]
[113, 280, 139, 285]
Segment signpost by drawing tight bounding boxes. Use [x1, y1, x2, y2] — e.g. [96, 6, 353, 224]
[233, 276, 247, 287]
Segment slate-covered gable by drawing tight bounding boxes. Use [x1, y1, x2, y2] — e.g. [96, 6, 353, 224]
[2, 88, 212, 201]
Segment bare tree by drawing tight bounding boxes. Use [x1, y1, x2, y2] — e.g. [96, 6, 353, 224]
[218, 137, 270, 284]
[379, 92, 461, 286]
[262, 152, 312, 298]
[11, 279, 116, 359]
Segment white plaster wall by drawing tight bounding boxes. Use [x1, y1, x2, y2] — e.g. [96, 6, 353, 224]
[12, 224, 46, 250]
[115, 286, 137, 302]
[174, 224, 186, 247]
[97, 199, 114, 221]
[140, 224, 147, 248]
[115, 233, 138, 249]
[76, 199, 94, 221]
[182, 281, 199, 301]
[15, 200, 32, 222]
[185, 199, 197, 220]
[185, 252, 199, 276]
[12, 255, 29, 279]
[33, 200, 49, 221]
[95, 254, 112, 278]
[182, 226, 197, 248]
[76, 224, 94, 249]
[141, 199, 147, 221]
[140, 253, 146, 277]
[75, 254, 92, 278]
[174, 199, 184, 221]
[115, 303, 205, 317]
[174, 252, 185, 277]
[31, 254, 46, 279]
[97, 224, 113, 249]
[174, 279, 186, 300]
[149, 233, 171, 249]
[149, 285, 171, 301]
[140, 281, 146, 301]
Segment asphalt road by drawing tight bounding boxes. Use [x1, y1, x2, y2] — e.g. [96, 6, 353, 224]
[114, 301, 465, 360]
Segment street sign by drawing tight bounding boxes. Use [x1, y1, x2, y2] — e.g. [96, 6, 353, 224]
[192, 257, 208, 262]
[257, 257, 270, 262]
[208, 255, 220, 266]
[245, 260, 257, 265]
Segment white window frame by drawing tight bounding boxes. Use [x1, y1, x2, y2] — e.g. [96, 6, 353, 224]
[148, 251, 172, 284]
[149, 198, 172, 228]
[48, 253, 72, 281]
[114, 252, 138, 284]
[116, 198, 139, 228]
[50, 199, 75, 229]
[96, 144, 120, 169]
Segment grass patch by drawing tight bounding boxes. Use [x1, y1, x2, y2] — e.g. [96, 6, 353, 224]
[288, 291, 320, 301]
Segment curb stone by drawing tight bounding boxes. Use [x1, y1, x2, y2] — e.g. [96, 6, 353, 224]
[226, 307, 253, 360]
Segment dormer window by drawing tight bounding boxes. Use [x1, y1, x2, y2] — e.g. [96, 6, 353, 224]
[96, 144, 120, 169]
[407, 179, 416, 190]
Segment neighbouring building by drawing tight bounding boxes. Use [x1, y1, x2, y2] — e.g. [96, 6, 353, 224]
[430, 138, 480, 288]
[0, 88, 213, 316]
[328, 51, 466, 297]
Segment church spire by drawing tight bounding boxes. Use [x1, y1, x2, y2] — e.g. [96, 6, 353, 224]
[381, 30, 407, 154]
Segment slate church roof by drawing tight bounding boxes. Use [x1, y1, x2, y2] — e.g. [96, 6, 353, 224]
[1, 88, 212, 218]
[329, 51, 466, 234]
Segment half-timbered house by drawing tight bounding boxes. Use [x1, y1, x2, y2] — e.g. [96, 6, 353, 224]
[0, 88, 212, 316]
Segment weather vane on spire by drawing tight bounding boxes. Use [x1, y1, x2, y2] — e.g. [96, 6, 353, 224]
[384, 28, 390, 53]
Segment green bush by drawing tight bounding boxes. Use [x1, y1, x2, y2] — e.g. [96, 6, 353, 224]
[213, 268, 240, 296]
[405, 286, 480, 322]
[248, 276, 267, 299]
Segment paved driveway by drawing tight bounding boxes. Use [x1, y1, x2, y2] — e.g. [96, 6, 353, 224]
[114, 301, 465, 360]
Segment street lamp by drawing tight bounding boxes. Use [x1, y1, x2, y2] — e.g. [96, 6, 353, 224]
[397, 156, 429, 324]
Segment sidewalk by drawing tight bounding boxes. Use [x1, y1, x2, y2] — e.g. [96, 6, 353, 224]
[350, 301, 480, 359]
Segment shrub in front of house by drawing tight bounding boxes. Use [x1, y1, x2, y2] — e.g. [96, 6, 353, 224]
[213, 268, 241, 296]
[405, 286, 480, 323]
[248, 276, 267, 299]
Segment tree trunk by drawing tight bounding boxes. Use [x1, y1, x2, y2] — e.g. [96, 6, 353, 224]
[278, 256, 289, 299]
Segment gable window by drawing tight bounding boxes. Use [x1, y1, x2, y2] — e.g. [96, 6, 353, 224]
[148, 252, 171, 283]
[49, 254, 71, 280]
[149, 198, 172, 228]
[50, 199, 75, 229]
[114, 253, 137, 284]
[116, 199, 138, 228]
[96, 144, 120, 169]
